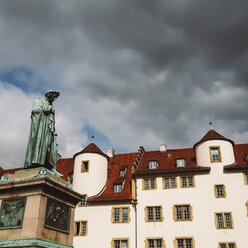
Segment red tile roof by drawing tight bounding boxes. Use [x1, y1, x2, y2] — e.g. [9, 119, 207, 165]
[194, 129, 234, 148]
[56, 142, 248, 202]
[88, 152, 137, 203]
[73, 143, 109, 160]
[56, 158, 74, 181]
[224, 143, 248, 171]
[0, 167, 24, 177]
[134, 148, 210, 176]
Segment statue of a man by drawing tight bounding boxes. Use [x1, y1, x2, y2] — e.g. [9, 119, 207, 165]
[24, 90, 60, 171]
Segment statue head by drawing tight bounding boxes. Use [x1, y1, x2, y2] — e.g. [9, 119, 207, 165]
[45, 90, 60, 103]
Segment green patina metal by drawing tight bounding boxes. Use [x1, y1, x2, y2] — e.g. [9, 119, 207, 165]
[0, 198, 26, 229]
[24, 91, 60, 172]
[45, 198, 70, 234]
[0, 238, 73, 248]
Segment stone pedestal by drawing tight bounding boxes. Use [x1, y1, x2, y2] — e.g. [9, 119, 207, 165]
[0, 167, 81, 248]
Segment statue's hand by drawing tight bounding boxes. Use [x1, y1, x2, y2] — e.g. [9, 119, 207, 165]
[44, 110, 51, 115]
[43, 106, 55, 115]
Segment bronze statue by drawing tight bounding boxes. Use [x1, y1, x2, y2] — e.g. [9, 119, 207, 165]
[24, 90, 60, 171]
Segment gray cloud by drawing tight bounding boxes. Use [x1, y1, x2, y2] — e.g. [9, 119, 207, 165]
[0, 0, 247, 168]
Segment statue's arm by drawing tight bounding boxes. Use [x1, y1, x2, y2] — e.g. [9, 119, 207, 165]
[32, 98, 54, 115]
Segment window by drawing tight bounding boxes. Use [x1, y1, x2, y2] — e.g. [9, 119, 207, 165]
[176, 159, 186, 167]
[219, 243, 236, 248]
[112, 207, 130, 223]
[120, 168, 127, 177]
[145, 206, 162, 222]
[214, 185, 226, 198]
[209, 147, 222, 163]
[78, 195, 87, 207]
[112, 239, 128, 248]
[244, 173, 248, 185]
[148, 160, 159, 169]
[143, 178, 157, 190]
[215, 212, 233, 229]
[173, 205, 192, 221]
[114, 184, 123, 193]
[180, 176, 194, 188]
[67, 173, 73, 183]
[175, 238, 194, 248]
[164, 177, 177, 189]
[74, 221, 87, 236]
[146, 238, 164, 248]
[81, 160, 89, 172]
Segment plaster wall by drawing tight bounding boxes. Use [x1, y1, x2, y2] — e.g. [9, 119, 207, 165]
[136, 167, 248, 247]
[73, 204, 135, 248]
[195, 140, 235, 166]
[73, 153, 108, 197]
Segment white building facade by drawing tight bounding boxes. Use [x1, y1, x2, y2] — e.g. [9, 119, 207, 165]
[57, 129, 248, 248]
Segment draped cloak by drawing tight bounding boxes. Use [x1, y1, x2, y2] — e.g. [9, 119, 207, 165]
[24, 97, 58, 169]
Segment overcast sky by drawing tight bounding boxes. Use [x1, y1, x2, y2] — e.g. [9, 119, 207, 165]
[0, 0, 247, 169]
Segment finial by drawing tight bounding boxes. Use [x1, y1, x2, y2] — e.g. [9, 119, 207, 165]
[91, 127, 95, 143]
[209, 112, 212, 129]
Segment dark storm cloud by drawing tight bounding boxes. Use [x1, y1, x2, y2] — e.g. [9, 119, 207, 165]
[0, 0, 247, 168]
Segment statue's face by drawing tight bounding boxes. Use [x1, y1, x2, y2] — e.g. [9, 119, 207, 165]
[46, 94, 58, 104]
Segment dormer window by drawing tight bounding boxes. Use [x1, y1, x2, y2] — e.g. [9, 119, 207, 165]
[114, 184, 123, 193]
[120, 168, 127, 177]
[176, 158, 186, 167]
[245, 153, 248, 162]
[209, 147, 222, 163]
[67, 173, 73, 183]
[148, 160, 159, 169]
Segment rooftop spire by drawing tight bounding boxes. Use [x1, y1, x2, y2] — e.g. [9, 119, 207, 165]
[91, 127, 95, 143]
[209, 112, 212, 128]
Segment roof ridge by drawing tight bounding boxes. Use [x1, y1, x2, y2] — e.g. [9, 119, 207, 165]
[73, 143, 109, 159]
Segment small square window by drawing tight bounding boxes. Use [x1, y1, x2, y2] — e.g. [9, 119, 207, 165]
[148, 160, 159, 169]
[180, 176, 194, 188]
[244, 173, 248, 185]
[215, 212, 233, 229]
[215, 185, 226, 198]
[112, 207, 129, 223]
[81, 161, 89, 172]
[163, 177, 177, 189]
[176, 238, 193, 248]
[78, 195, 87, 207]
[120, 168, 127, 177]
[219, 243, 236, 248]
[113, 239, 128, 248]
[146, 206, 162, 222]
[147, 238, 164, 248]
[176, 159, 186, 167]
[67, 173, 73, 183]
[143, 178, 157, 190]
[174, 205, 192, 221]
[114, 184, 123, 193]
[210, 147, 222, 163]
[74, 221, 87, 236]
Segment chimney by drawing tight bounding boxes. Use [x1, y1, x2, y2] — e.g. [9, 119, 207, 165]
[107, 149, 115, 158]
[160, 144, 167, 152]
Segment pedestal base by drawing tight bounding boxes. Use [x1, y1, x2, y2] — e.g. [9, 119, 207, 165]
[0, 167, 81, 248]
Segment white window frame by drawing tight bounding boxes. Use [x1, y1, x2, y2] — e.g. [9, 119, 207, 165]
[148, 160, 159, 169]
[176, 159, 186, 167]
